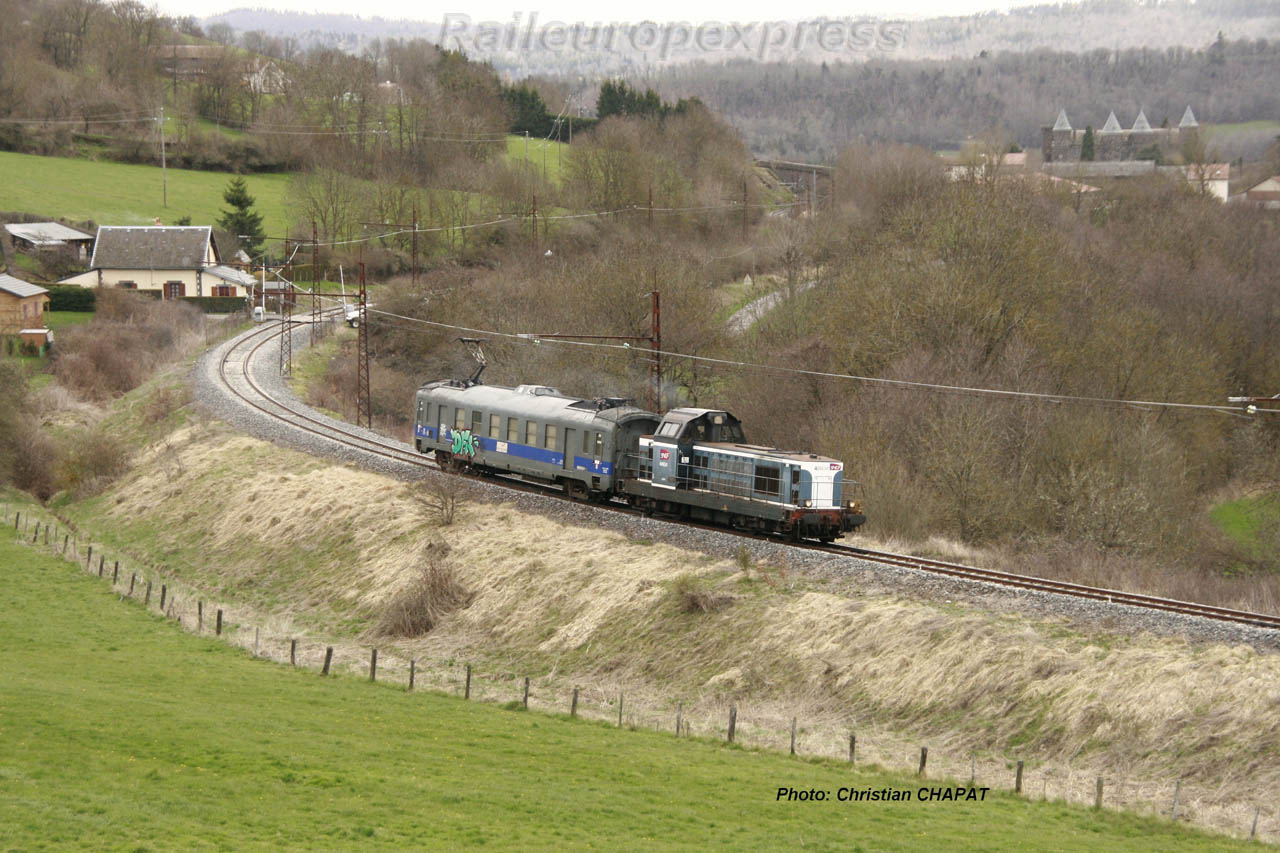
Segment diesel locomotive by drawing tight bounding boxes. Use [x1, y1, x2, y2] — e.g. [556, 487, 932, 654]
[413, 379, 865, 542]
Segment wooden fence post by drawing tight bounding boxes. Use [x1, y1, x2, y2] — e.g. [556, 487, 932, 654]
[1015, 761, 1023, 794]
[112, 561, 118, 584]
[197, 601, 203, 632]
[12, 511, 17, 530]
[727, 706, 737, 743]
[464, 664, 471, 699]
[97, 555, 104, 577]
[1171, 780, 1181, 820]
[918, 746, 928, 777]
[1094, 777, 1103, 809]
[290, 639, 297, 666]
[970, 756, 976, 787]
[86, 545, 92, 570]
[128, 573, 136, 597]
[160, 584, 167, 610]
[370, 648, 377, 681]
[522, 677, 529, 709]
[215, 609, 223, 636]
[571, 688, 579, 717]
[790, 717, 797, 755]
[254, 627, 260, 656]
[618, 692, 624, 728]
[675, 701, 681, 735]
[144, 580, 152, 606]
[408, 659, 415, 690]
[322, 647, 333, 675]
[32, 522, 39, 544]
[849, 734, 856, 763]
[1250, 806, 1260, 841]
[63, 535, 68, 554]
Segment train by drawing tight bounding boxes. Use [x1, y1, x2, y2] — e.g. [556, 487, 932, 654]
[413, 378, 865, 542]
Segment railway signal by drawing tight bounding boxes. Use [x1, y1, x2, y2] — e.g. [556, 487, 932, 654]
[1228, 392, 1280, 415]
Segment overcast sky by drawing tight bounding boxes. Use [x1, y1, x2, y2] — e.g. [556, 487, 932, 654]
[156, 0, 1025, 23]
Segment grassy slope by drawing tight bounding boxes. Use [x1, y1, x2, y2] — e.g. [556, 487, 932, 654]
[1211, 493, 1279, 557]
[507, 134, 569, 186]
[0, 523, 1249, 852]
[0, 151, 291, 235]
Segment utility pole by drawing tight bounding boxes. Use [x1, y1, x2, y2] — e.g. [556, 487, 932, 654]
[649, 290, 661, 412]
[742, 177, 748, 241]
[159, 106, 167, 208]
[531, 192, 538, 254]
[310, 220, 320, 346]
[356, 263, 371, 428]
[648, 183, 653, 229]
[279, 280, 292, 376]
[411, 202, 418, 285]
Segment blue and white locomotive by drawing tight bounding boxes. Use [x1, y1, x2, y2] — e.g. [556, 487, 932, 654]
[413, 381, 865, 542]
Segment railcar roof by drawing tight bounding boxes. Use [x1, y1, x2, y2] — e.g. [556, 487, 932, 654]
[419, 381, 656, 424]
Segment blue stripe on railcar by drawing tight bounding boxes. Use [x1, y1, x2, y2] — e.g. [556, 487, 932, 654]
[418, 424, 615, 475]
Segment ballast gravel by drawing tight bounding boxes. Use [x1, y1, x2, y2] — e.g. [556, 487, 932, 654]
[193, 322, 1280, 652]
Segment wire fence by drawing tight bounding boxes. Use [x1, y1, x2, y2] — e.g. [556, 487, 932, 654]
[3, 501, 1274, 844]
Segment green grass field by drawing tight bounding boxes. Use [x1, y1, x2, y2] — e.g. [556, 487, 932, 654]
[0, 151, 291, 235]
[0, 514, 1253, 851]
[46, 310, 94, 332]
[1211, 493, 1280, 562]
[507, 133, 569, 186]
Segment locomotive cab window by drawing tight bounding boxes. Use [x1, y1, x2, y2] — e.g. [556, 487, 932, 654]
[507, 417, 519, 443]
[526, 421, 537, 446]
[754, 464, 781, 497]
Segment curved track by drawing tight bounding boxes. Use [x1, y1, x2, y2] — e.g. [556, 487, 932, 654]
[215, 320, 1280, 633]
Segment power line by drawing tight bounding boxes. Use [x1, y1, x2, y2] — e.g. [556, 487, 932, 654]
[358, 306, 1259, 417]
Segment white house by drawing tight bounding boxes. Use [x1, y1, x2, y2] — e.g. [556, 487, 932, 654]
[58, 226, 256, 298]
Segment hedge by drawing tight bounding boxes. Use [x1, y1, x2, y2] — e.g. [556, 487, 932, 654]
[45, 286, 96, 312]
[180, 296, 249, 314]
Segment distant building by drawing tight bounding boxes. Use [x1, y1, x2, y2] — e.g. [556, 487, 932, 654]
[1042, 106, 1199, 164]
[0, 273, 51, 351]
[152, 45, 286, 95]
[1185, 163, 1231, 201]
[4, 222, 95, 260]
[58, 226, 256, 299]
[1244, 176, 1280, 209]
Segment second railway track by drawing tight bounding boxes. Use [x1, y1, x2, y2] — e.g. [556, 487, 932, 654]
[209, 318, 1280, 634]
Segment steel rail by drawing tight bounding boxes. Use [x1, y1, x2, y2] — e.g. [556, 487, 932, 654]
[215, 321, 1280, 632]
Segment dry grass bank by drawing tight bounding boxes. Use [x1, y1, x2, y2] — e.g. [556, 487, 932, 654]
[68, 419, 1280, 842]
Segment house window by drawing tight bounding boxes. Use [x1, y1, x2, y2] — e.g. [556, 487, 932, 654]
[213, 285, 234, 297]
[164, 281, 185, 300]
[117, 281, 137, 289]
[544, 424, 557, 450]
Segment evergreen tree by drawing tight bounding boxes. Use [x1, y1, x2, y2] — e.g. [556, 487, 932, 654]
[217, 177, 264, 257]
[1080, 126, 1095, 161]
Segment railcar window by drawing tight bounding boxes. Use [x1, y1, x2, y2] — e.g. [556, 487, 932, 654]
[489, 414, 500, 438]
[791, 469, 800, 484]
[471, 410, 483, 434]
[754, 464, 781, 496]
[507, 417, 518, 443]
[583, 431, 591, 454]
[526, 421, 537, 446]
[545, 424, 558, 450]
[455, 408, 466, 429]
[594, 433, 603, 459]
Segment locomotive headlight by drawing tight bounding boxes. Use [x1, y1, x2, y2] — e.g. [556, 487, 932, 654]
[804, 499, 812, 508]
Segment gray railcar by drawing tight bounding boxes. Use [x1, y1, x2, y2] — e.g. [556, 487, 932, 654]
[414, 381, 659, 500]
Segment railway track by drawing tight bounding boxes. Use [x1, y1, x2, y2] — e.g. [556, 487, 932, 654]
[213, 320, 1280, 633]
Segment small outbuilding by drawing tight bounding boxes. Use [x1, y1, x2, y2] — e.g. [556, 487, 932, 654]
[0, 273, 51, 335]
[4, 222, 95, 260]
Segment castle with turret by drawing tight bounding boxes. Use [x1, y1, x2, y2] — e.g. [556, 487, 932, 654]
[1042, 107, 1199, 163]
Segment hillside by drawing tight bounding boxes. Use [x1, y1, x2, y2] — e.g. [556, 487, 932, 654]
[0, 151, 291, 236]
[21, 355, 1278, 844]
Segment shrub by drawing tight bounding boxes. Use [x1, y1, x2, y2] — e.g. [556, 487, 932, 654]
[671, 574, 734, 614]
[55, 431, 132, 498]
[371, 550, 473, 637]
